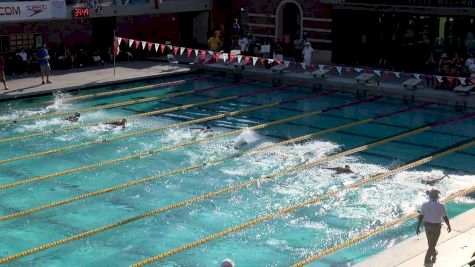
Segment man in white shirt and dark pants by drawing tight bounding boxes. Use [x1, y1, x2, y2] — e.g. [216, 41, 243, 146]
[416, 189, 452, 267]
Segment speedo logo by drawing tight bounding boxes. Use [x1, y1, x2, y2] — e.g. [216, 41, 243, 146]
[26, 4, 47, 17]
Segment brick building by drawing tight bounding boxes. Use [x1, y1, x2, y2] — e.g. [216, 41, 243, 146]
[236, 0, 333, 62]
[0, 0, 211, 53]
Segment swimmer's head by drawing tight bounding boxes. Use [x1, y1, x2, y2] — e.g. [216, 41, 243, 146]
[75, 112, 80, 117]
[221, 259, 235, 267]
[345, 165, 350, 169]
[206, 125, 211, 129]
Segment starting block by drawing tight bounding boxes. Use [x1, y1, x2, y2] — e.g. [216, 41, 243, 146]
[453, 84, 475, 96]
[402, 78, 424, 90]
[355, 73, 379, 86]
[312, 69, 330, 78]
[233, 62, 246, 70]
[271, 64, 288, 73]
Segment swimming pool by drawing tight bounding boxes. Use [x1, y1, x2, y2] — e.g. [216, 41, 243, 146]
[0, 72, 474, 266]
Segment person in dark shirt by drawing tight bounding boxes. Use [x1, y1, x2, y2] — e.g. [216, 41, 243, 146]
[0, 54, 8, 90]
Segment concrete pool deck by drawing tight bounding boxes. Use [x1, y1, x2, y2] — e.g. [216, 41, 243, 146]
[0, 61, 190, 100]
[0, 60, 473, 266]
[355, 208, 475, 267]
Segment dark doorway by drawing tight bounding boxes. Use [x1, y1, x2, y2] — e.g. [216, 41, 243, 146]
[92, 17, 116, 50]
[282, 3, 300, 38]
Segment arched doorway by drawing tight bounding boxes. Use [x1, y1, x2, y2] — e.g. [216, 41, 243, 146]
[275, 0, 303, 42]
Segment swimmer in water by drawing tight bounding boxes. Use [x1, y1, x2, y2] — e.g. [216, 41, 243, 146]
[326, 165, 354, 174]
[64, 112, 80, 123]
[424, 173, 450, 186]
[106, 118, 127, 129]
[191, 125, 213, 133]
[233, 139, 248, 150]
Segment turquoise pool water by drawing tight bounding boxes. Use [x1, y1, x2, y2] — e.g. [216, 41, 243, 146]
[0, 73, 474, 266]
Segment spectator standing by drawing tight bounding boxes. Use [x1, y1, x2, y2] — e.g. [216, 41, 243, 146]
[238, 34, 249, 54]
[38, 44, 52, 84]
[232, 18, 241, 49]
[16, 49, 29, 74]
[208, 30, 222, 52]
[294, 32, 304, 62]
[302, 41, 314, 68]
[416, 189, 452, 267]
[465, 53, 475, 73]
[0, 54, 8, 90]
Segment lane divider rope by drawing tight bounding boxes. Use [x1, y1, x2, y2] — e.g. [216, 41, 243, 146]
[291, 185, 475, 267]
[129, 137, 475, 266]
[2, 77, 210, 110]
[6, 103, 474, 264]
[0, 102, 435, 221]
[0, 80, 252, 126]
[0, 90, 348, 191]
[0, 81, 253, 143]
[0, 84, 294, 165]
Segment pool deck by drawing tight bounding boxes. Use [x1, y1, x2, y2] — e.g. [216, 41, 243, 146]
[355, 208, 475, 267]
[193, 63, 475, 109]
[0, 61, 190, 100]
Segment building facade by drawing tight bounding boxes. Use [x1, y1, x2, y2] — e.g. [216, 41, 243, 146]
[322, 0, 475, 71]
[0, 0, 211, 52]
[236, 0, 333, 62]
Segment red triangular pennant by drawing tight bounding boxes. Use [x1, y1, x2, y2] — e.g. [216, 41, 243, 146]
[215, 52, 221, 60]
[259, 58, 266, 65]
[147, 42, 153, 51]
[200, 50, 206, 60]
[186, 48, 192, 57]
[173, 46, 179, 55]
[244, 56, 250, 65]
[134, 40, 140, 49]
[160, 44, 166, 54]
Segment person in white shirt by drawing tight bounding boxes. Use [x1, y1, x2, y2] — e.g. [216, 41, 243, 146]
[238, 35, 249, 54]
[17, 50, 28, 62]
[302, 41, 314, 69]
[416, 189, 451, 267]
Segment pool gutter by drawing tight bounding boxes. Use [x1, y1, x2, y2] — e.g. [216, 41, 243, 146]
[192, 64, 475, 110]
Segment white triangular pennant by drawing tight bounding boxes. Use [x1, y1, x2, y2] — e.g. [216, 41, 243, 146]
[413, 73, 421, 80]
[458, 77, 467, 85]
[154, 43, 159, 52]
[435, 75, 443, 82]
[208, 50, 214, 55]
[129, 39, 134, 47]
[284, 60, 290, 68]
[117, 37, 122, 45]
[393, 72, 401, 78]
[354, 68, 363, 73]
[237, 55, 243, 63]
[194, 49, 199, 57]
[222, 53, 228, 62]
[141, 41, 146, 50]
[336, 66, 343, 76]
[252, 57, 258, 66]
[167, 45, 173, 50]
[373, 70, 381, 77]
[180, 47, 185, 55]
[301, 62, 307, 70]
[318, 64, 325, 71]
[267, 58, 273, 64]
